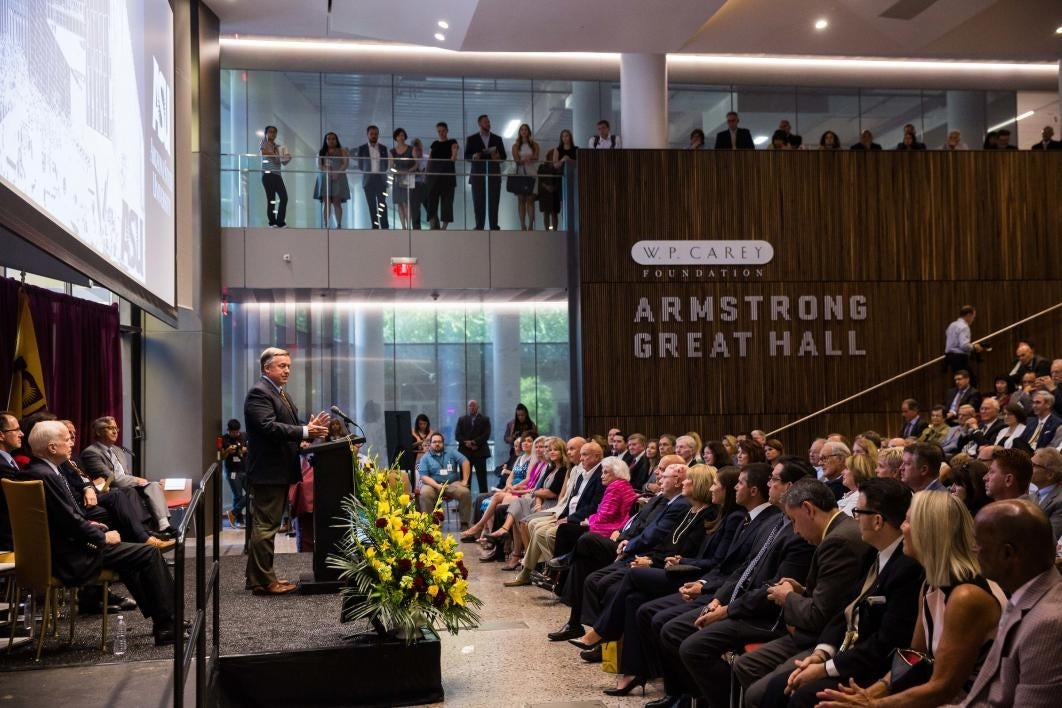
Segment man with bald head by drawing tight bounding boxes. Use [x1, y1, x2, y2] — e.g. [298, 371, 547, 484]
[505, 436, 589, 587]
[959, 397, 1006, 456]
[1007, 341, 1050, 387]
[20, 421, 181, 644]
[951, 500, 1062, 706]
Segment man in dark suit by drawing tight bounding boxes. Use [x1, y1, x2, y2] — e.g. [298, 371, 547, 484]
[733, 479, 875, 704]
[958, 398, 1008, 456]
[945, 369, 982, 423]
[464, 114, 506, 229]
[1006, 341, 1051, 387]
[356, 125, 389, 229]
[899, 398, 928, 438]
[625, 433, 650, 490]
[850, 130, 883, 151]
[0, 411, 25, 551]
[755, 478, 924, 708]
[454, 399, 492, 493]
[714, 111, 755, 150]
[1018, 391, 1062, 450]
[244, 347, 329, 595]
[21, 421, 180, 644]
[1030, 125, 1062, 150]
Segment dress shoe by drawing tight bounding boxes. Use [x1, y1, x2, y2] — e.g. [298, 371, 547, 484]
[547, 623, 583, 641]
[146, 536, 176, 551]
[603, 676, 647, 697]
[545, 553, 571, 570]
[227, 510, 238, 528]
[251, 580, 298, 595]
[459, 534, 479, 543]
[107, 592, 138, 611]
[152, 527, 179, 540]
[579, 644, 602, 663]
[568, 637, 600, 651]
[154, 621, 192, 646]
[503, 576, 531, 587]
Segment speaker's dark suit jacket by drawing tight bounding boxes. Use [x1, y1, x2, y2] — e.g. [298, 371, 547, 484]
[463, 132, 506, 180]
[244, 377, 306, 486]
[623, 495, 691, 557]
[780, 513, 868, 647]
[817, 541, 924, 684]
[454, 413, 491, 460]
[355, 142, 389, 188]
[22, 457, 108, 586]
[714, 128, 754, 150]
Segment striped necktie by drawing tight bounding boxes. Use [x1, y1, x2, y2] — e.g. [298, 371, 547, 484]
[730, 518, 786, 603]
[840, 557, 880, 651]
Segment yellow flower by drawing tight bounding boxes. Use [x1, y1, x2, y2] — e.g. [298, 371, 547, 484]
[399, 493, 410, 507]
[365, 547, 376, 559]
[427, 585, 439, 597]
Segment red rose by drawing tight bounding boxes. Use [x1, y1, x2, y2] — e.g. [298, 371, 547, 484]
[396, 558, 412, 572]
[460, 567, 469, 579]
[415, 561, 425, 570]
[419, 533, 434, 544]
[375, 518, 388, 528]
[433, 511, 445, 523]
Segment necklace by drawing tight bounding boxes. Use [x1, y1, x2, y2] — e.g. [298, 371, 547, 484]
[671, 505, 703, 544]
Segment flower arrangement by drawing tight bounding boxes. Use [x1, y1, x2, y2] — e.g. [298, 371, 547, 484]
[328, 454, 482, 642]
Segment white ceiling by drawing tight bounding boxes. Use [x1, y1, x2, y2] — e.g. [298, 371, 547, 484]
[207, 0, 1062, 61]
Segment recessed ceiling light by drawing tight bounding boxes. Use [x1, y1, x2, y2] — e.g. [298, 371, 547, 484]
[434, 32, 446, 41]
[814, 18, 829, 30]
[438, 20, 449, 30]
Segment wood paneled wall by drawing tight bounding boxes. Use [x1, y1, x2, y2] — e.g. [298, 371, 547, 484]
[576, 150, 1062, 451]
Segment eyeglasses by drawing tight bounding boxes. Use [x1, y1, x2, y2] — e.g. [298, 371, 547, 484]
[851, 508, 882, 517]
[769, 475, 784, 482]
[0, 427, 19, 434]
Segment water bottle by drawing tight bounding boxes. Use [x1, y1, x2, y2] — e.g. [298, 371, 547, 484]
[21, 592, 33, 635]
[113, 615, 127, 657]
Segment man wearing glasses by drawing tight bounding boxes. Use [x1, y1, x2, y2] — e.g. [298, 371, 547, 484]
[818, 442, 850, 501]
[749, 478, 924, 707]
[0, 411, 25, 550]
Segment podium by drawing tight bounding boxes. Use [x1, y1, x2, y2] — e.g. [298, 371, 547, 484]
[299, 439, 359, 594]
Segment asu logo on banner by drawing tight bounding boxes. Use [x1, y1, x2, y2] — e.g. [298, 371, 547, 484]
[6, 290, 48, 417]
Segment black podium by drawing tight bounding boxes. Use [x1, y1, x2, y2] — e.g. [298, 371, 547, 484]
[299, 439, 358, 594]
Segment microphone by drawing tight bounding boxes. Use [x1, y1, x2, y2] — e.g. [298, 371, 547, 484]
[330, 405, 355, 425]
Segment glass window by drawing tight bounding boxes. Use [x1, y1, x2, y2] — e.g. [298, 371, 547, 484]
[986, 91, 1018, 144]
[797, 87, 860, 148]
[859, 89, 924, 149]
[921, 91, 947, 150]
[669, 83, 732, 148]
[732, 86, 797, 148]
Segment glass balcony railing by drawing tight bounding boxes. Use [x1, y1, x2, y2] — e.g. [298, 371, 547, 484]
[220, 153, 575, 232]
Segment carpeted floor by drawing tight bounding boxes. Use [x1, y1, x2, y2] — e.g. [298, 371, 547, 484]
[0, 552, 363, 670]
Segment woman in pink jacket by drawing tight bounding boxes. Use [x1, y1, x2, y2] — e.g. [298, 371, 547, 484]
[587, 459, 639, 536]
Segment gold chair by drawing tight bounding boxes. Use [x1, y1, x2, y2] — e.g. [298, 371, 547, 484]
[2, 479, 116, 661]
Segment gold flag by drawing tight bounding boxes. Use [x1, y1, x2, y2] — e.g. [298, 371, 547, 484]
[6, 289, 48, 417]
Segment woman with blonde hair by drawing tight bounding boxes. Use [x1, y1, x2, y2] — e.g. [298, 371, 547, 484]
[510, 123, 540, 229]
[819, 491, 1006, 707]
[875, 446, 903, 479]
[852, 436, 879, 467]
[838, 453, 875, 515]
[461, 434, 542, 542]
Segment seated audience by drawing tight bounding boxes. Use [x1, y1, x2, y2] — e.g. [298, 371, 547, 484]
[462, 434, 538, 541]
[497, 437, 569, 567]
[941, 130, 969, 150]
[942, 455, 991, 516]
[957, 499, 1062, 706]
[0, 410, 26, 550]
[900, 399, 928, 439]
[702, 440, 732, 469]
[80, 416, 175, 538]
[945, 370, 981, 423]
[550, 456, 636, 560]
[817, 490, 1007, 707]
[1018, 391, 1060, 449]
[995, 402, 1028, 448]
[916, 405, 950, 446]
[819, 131, 841, 150]
[958, 398, 1006, 456]
[875, 446, 903, 479]
[850, 130, 882, 150]
[900, 442, 945, 492]
[416, 431, 473, 527]
[765, 439, 784, 464]
[839, 453, 875, 516]
[940, 405, 976, 456]
[819, 441, 851, 500]
[983, 447, 1032, 502]
[626, 433, 651, 490]
[1029, 447, 1062, 537]
[753, 478, 923, 708]
[1007, 341, 1051, 387]
[21, 421, 181, 644]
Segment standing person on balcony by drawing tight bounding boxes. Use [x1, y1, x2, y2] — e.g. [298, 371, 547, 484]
[259, 125, 289, 228]
[390, 128, 416, 230]
[510, 123, 539, 230]
[356, 125, 389, 229]
[715, 112, 754, 150]
[313, 132, 350, 229]
[409, 138, 429, 229]
[465, 114, 506, 230]
[589, 119, 621, 149]
[427, 122, 459, 230]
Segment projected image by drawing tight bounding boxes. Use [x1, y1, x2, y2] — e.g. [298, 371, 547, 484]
[0, 0, 174, 305]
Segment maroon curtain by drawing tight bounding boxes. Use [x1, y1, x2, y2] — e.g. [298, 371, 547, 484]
[0, 277, 123, 453]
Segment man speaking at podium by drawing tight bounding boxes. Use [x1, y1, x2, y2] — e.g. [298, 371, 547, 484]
[245, 347, 329, 595]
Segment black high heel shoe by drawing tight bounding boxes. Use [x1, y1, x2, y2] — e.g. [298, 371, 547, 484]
[603, 676, 647, 697]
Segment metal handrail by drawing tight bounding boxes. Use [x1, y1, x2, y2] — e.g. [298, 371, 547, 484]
[173, 462, 221, 708]
[767, 301, 1062, 438]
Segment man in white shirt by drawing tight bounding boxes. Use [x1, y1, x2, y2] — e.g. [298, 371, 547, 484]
[943, 305, 982, 382]
[588, 120, 620, 149]
[357, 125, 390, 229]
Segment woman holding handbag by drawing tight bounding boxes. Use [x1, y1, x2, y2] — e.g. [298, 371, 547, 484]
[509, 123, 539, 230]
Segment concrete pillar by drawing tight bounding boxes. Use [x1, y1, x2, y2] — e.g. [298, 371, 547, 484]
[354, 310, 386, 456]
[143, 0, 221, 484]
[620, 54, 668, 148]
[571, 81, 600, 150]
[491, 312, 521, 464]
[947, 91, 986, 149]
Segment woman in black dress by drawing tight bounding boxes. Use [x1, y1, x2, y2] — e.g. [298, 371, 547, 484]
[427, 121, 459, 229]
[541, 129, 577, 231]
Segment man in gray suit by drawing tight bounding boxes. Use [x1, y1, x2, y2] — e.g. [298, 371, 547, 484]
[80, 416, 175, 539]
[952, 500, 1062, 707]
[1030, 447, 1062, 538]
[732, 478, 868, 702]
